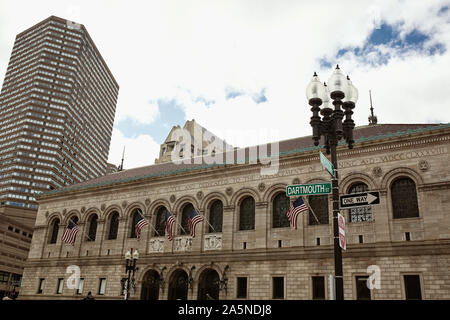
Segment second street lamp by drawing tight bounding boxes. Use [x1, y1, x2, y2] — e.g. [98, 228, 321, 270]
[306, 65, 358, 300]
[124, 249, 139, 300]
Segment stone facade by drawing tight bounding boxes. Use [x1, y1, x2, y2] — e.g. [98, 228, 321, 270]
[19, 124, 450, 300]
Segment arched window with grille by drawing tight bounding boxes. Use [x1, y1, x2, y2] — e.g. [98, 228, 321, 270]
[49, 218, 60, 244]
[180, 204, 194, 235]
[107, 212, 119, 240]
[154, 207, 167, 237]
[308, 195, 329, 225]
[87, 214, 98, 241]
[239, 196, 255, 231]
[391, 177, 419, 219]
[209, 200, 223, 233]
[273, 193, 290, 228]
[348, 183, 372, 222]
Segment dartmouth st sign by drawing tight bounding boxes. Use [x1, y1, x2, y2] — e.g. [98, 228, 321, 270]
[286, 182, 332, 197]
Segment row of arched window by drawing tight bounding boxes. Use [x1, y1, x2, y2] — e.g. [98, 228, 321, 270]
[47, 177, 420, 244]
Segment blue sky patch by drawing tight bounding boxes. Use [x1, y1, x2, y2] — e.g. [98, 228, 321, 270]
[320, 21, 446, 67]
[251, 88, 267, 104]
[438, 5, 449, 15]
[194, 95, 215, 106]
[225, 87, 244, 100]
[117, 98, 186, 144]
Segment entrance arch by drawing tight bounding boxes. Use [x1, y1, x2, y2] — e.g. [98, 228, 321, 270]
[140, 270, 160, 300]
[197, 268, 220, 300]
[168, 269, 189, 300]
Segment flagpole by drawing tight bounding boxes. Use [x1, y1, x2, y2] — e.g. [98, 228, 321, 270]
[204, 217, 216, 233]
[304, 197, 321, 225]
[176, 219, 188, 236]
[137, 209, 161, 237]
[195, 207, 216, 233]
[66, 217, 94, 243]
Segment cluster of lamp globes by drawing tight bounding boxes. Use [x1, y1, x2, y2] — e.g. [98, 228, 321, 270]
[306, 65, 358, 149]
[306, 64, 359, 108]
[125, 249, 139, 260]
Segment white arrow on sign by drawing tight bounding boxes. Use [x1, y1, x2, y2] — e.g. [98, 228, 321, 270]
[367, 193, 378, 204]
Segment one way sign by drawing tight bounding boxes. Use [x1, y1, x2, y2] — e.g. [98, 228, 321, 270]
[339, 191, 380, 209]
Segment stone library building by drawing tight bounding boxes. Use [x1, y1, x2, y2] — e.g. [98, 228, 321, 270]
[0, 16, 119, 297]
[19, 121, 450, 300]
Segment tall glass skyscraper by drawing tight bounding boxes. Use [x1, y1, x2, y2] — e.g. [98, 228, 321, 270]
[0, 16, 119, 225]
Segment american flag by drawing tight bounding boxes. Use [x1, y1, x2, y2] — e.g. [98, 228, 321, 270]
[165, 211, 176, 241]
[135, 212, 148, 240]
[188, 208, 204, 238]
[61, 220, 80, 245]
[286, 196, 308, 229]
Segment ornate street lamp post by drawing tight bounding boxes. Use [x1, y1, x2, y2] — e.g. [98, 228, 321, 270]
[124, 249, 139, 300]
[306, 65, 358, 300]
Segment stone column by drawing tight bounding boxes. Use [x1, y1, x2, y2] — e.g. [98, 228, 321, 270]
[221, 205, 235, 251]
[255, 201, 268, 249]
[96, 219, 105, 256]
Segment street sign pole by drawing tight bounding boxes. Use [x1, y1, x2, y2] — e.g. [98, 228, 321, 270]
[330, 142, 344, 300]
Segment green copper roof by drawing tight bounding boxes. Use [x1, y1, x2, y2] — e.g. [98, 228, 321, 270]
[41, 123, 450, 197]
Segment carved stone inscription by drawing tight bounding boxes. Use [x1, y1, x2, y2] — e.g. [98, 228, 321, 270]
[204, 234, 222, 251]
[338, 147, 447, 169]
[174, 236, 192, 252]
[149, 238, 165, 253]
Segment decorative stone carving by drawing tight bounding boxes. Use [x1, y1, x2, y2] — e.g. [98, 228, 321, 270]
[45, 211, 49, 218]
[122, 201, 128, 209]
[170, 195, 176, 203]
[149, 238, 165, 253]
[145, 198, 151, 206]
[258, 183, 266, 192]
[419, 160, 430, 172]
[81, 206, 85, 213]
[292, 178, 300, 185]
[101, 204, 106, 212]
[196, 191, 204, 200]
[372, 167, 382, 177]
[174, 236, 192, 252]
[62, 209, 67, 216]
[225, 187, 233, 196]
[204, 234, 222, 251]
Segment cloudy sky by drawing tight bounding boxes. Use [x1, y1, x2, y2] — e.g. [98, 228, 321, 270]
[1, 0, 449, 169]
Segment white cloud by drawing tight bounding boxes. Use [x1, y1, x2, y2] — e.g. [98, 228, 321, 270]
[1, 0, 450, 170]
[107, 127, 160, 169]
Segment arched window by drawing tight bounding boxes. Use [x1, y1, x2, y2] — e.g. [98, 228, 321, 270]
[239, 196, 255, 230]
[348, 183, 372, 222]
[180, 204, 194, 235]
[273, 193, 290, 228]
[130, 210, 140, 238]
[391, 177, 419, 219]
[308, 195, 329, 225]
[87, 214, 98, 241]
[49, 218, 60, 244]
[154, 207, 167, 237]
[108, 212, 119, 240]
[209, 200, 223, 233]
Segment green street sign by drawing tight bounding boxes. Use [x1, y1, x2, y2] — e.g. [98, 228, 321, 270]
[320, 151, 335, 177]
[286, 182, 332, 197]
